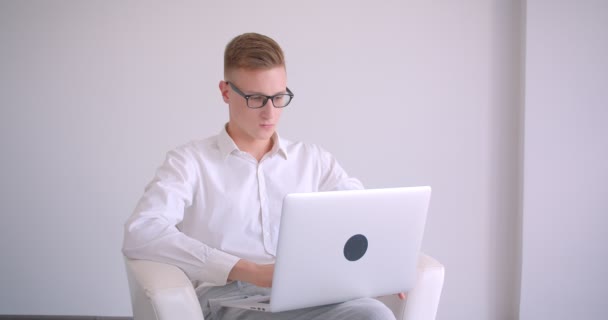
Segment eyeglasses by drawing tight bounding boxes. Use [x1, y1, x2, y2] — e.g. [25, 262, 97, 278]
[226, 81, 294, 109]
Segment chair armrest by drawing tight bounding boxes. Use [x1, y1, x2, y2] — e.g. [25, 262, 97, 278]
[376, 253, 445, 320]
[124, 257, 205, 320]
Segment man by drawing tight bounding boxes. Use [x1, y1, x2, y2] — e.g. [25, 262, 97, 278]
[123, 32, 399, 319]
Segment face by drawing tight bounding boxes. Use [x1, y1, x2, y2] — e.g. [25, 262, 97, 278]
[219, 67, 287, 145]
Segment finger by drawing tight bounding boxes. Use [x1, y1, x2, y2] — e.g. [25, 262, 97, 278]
[398, 292, 407, 300]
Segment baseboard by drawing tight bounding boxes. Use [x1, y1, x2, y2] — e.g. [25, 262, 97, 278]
[0, 316, 132, 320]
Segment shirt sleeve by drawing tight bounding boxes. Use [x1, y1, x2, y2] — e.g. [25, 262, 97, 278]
[122, 146, 240, 286]
[316, 145, 365, 191]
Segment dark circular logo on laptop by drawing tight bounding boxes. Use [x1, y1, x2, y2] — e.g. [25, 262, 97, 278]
[343, 234, 368, 261]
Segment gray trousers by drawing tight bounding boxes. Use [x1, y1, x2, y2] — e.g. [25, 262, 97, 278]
[197, 281, 396, 320]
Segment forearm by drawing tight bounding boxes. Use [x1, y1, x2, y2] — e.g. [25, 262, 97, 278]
[123, 216, 240, 286]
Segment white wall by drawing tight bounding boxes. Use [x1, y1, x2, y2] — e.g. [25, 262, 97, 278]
[520, 1, 608, 319]
[0, 1, 523, 318]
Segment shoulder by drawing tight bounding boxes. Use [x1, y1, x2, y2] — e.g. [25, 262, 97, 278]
[165, 135, 220, 162]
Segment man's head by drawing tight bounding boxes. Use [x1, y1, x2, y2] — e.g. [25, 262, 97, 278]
[223, 32, 285, 78]
[219, 33, 291, 149]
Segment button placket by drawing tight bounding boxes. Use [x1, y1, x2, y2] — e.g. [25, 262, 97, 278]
[257, 162, 272, 253]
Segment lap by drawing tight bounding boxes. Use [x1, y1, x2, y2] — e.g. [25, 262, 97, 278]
[197, 282, 396, 320]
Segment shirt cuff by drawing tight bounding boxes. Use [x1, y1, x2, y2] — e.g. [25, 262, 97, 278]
[199, 249, 241, 286]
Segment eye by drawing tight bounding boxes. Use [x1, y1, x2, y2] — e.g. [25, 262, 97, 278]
[249, 95, 265, 103]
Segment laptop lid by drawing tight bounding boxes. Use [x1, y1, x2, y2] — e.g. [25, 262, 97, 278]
[269, 186, 431, 312]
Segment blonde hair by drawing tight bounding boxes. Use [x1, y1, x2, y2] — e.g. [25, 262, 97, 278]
[224, 33, 285, 77]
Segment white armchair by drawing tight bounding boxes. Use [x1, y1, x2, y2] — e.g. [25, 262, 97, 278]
[124, 253, 444, 320]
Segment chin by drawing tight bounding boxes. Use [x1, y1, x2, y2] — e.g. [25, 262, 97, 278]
[255, 131, 274, 140]
[258, 133, 274, 140]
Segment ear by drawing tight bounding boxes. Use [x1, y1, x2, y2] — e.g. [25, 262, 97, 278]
[219, 80, 230, 103]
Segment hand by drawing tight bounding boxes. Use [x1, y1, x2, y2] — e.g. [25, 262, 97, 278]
[397, 292, 407, 300]
[250, 263, 274, 288]
[228, 259, 275, 288]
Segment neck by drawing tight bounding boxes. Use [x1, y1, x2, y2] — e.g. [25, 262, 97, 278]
[226, 125, 274, 162]
[243, 139, 274, 162]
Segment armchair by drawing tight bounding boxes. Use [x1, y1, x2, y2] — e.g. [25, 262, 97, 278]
[124, 253, 444, 320]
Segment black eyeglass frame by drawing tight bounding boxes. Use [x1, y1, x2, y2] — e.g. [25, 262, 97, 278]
[226, 81, 294, 109]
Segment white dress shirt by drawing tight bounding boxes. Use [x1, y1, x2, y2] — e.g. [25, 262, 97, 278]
[122, 126, 363, 287]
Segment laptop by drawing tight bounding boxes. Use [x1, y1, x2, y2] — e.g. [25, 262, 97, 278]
[220, 186, 431, 313]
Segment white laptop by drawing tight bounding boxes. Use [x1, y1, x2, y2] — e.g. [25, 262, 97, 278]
[220, 186, 431, 313]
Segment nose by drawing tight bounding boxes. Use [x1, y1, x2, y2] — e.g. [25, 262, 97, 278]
[259, 99, 276, 118]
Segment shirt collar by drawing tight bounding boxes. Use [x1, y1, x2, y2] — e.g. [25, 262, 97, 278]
[217, 124, 288, 160]
[217, 125, 239, 159]
[270, 132, 289, 160]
